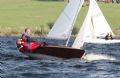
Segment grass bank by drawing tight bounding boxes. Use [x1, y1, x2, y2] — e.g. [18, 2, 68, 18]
[0, 0, 120, 37]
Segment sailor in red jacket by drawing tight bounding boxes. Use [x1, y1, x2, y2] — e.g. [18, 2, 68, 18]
[16, 28, 45, 53]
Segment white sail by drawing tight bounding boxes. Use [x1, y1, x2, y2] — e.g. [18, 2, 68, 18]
[91, 0, 113, 37]
[72, 0, 93, 49]
[47, 0, 84, 40]
[72, 0, 114, 49]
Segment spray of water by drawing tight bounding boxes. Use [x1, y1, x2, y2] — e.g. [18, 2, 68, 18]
[81, 53, 116, 61]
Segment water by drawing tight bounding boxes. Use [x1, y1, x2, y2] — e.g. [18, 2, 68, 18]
[0, 37, 120, 78]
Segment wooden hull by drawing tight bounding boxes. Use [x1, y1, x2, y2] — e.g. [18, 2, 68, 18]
[28, 46, 85, 59]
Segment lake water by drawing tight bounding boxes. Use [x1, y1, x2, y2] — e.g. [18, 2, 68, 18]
[0, 37, 120, 78]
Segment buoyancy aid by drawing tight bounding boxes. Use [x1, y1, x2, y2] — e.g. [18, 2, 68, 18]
[21, 34, 31, 42]
[17, 34, 44, 53]
[18, 42, 42, 53]
[16, 34, 31, 53]
[16, 39, 29, 53]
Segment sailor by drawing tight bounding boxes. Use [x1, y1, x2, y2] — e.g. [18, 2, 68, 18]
[16, 39, 29, 53]
[105, 32, 113, 40]
[110, 32, 113, 39]
[16, 28, 46, 53]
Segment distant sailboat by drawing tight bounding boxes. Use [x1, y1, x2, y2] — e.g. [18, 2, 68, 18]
[72, 0, 120, 49]
[25, 0, 85, 59]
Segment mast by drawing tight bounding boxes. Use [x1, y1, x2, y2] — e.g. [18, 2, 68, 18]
[65, 0, 84, 47]
[65, 25, 73, 46]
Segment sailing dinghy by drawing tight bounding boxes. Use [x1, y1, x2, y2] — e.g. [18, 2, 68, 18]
[24, 0, 85, 59]
[72, 0, 120, 50]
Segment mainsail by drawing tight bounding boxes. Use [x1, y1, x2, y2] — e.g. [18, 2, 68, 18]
[47, 0, 84, 40]
[91, 0, 113, 37]
[72, 0, 113, 49]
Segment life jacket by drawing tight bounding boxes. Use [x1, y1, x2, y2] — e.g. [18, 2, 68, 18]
[17, 34, 46, 53]
[16, 39, 29, 53]
[21, 34, 31, 43]
[19, 42, 43, 53]
[17, 39, 44, 53]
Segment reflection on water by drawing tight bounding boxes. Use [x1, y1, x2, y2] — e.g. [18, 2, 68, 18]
[0, 36, 120, 78]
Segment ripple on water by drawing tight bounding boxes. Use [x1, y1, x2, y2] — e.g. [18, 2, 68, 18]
[0, 37, 120, 78]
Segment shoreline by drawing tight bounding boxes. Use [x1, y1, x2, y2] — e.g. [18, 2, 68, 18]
[0, 28, 120, 37]
[0, 34, 47, 38]
[0, 33, 120, 38]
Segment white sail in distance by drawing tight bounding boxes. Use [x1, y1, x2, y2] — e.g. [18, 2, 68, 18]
[91, 0, 113, 37]
[72, 0, 113, 49]
[47, 0, 84, 40]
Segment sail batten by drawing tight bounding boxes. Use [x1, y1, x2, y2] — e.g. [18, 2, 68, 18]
[47, 0, 84, 40]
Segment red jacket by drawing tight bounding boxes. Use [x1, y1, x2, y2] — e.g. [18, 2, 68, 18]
[17, 40, 42, 53]
[19, 42, 42, 53]
[17, 34, 43, 53]
[30, 42, 42, 53]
